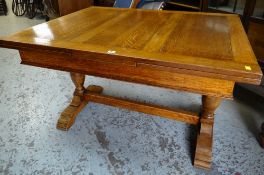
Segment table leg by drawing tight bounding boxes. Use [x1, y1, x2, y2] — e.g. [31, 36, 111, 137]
[57, 73, 86, 131]
[194, 95, 221, 169]
[56, 73, 104, 131]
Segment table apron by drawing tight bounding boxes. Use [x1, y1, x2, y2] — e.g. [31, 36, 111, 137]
[19, 50, 235, 98]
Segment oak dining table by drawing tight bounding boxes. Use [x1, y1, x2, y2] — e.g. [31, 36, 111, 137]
[0, 6, 262, 169]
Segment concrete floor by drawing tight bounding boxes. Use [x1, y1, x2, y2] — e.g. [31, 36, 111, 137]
[0, 3, 264, 175]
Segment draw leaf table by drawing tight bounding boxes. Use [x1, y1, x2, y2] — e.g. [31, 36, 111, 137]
[0, 7, 262, 169]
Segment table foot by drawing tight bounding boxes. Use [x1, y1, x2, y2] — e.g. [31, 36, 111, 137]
[194, 119, 213, 169]
[86, 85, 104, 94]
[57, 95, 87, 131]
[57, 85, 103, 131]
[194, 96, 221, 169]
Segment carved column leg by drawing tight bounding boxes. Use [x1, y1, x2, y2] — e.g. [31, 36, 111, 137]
[57, 73, 104, 131]
[194, 95, 221, 169]
[57, 73, 86, 131]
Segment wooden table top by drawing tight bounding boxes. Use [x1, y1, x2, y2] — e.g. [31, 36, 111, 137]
[0, 7, 262, 84]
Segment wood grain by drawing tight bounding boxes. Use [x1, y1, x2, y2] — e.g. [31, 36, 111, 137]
[194, 96, 222, 169]
[57, 83, 103, 131]
[19, 49, 235, 98]
[84, 91, 200, 125]
[0, 7, 262, 170]
[162, 15, 233, 60]
[57, 73, 86, 131]
[0, 7, 262, 84]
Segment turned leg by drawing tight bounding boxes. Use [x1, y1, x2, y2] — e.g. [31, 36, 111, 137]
[194, 95, 221, 169]
[57, 73, 103, 131]
[57, 73, 86, 131]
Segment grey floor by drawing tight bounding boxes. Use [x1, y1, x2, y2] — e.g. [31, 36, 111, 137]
[0, 3, 264, 175]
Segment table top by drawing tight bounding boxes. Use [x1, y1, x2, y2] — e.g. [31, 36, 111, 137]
[0, 7, 262, 84]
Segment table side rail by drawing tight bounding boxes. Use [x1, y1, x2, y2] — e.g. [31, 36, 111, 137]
[19, 49, 235, 99]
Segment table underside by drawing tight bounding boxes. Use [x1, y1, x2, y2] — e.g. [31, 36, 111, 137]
[18, 48, 231, 169]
